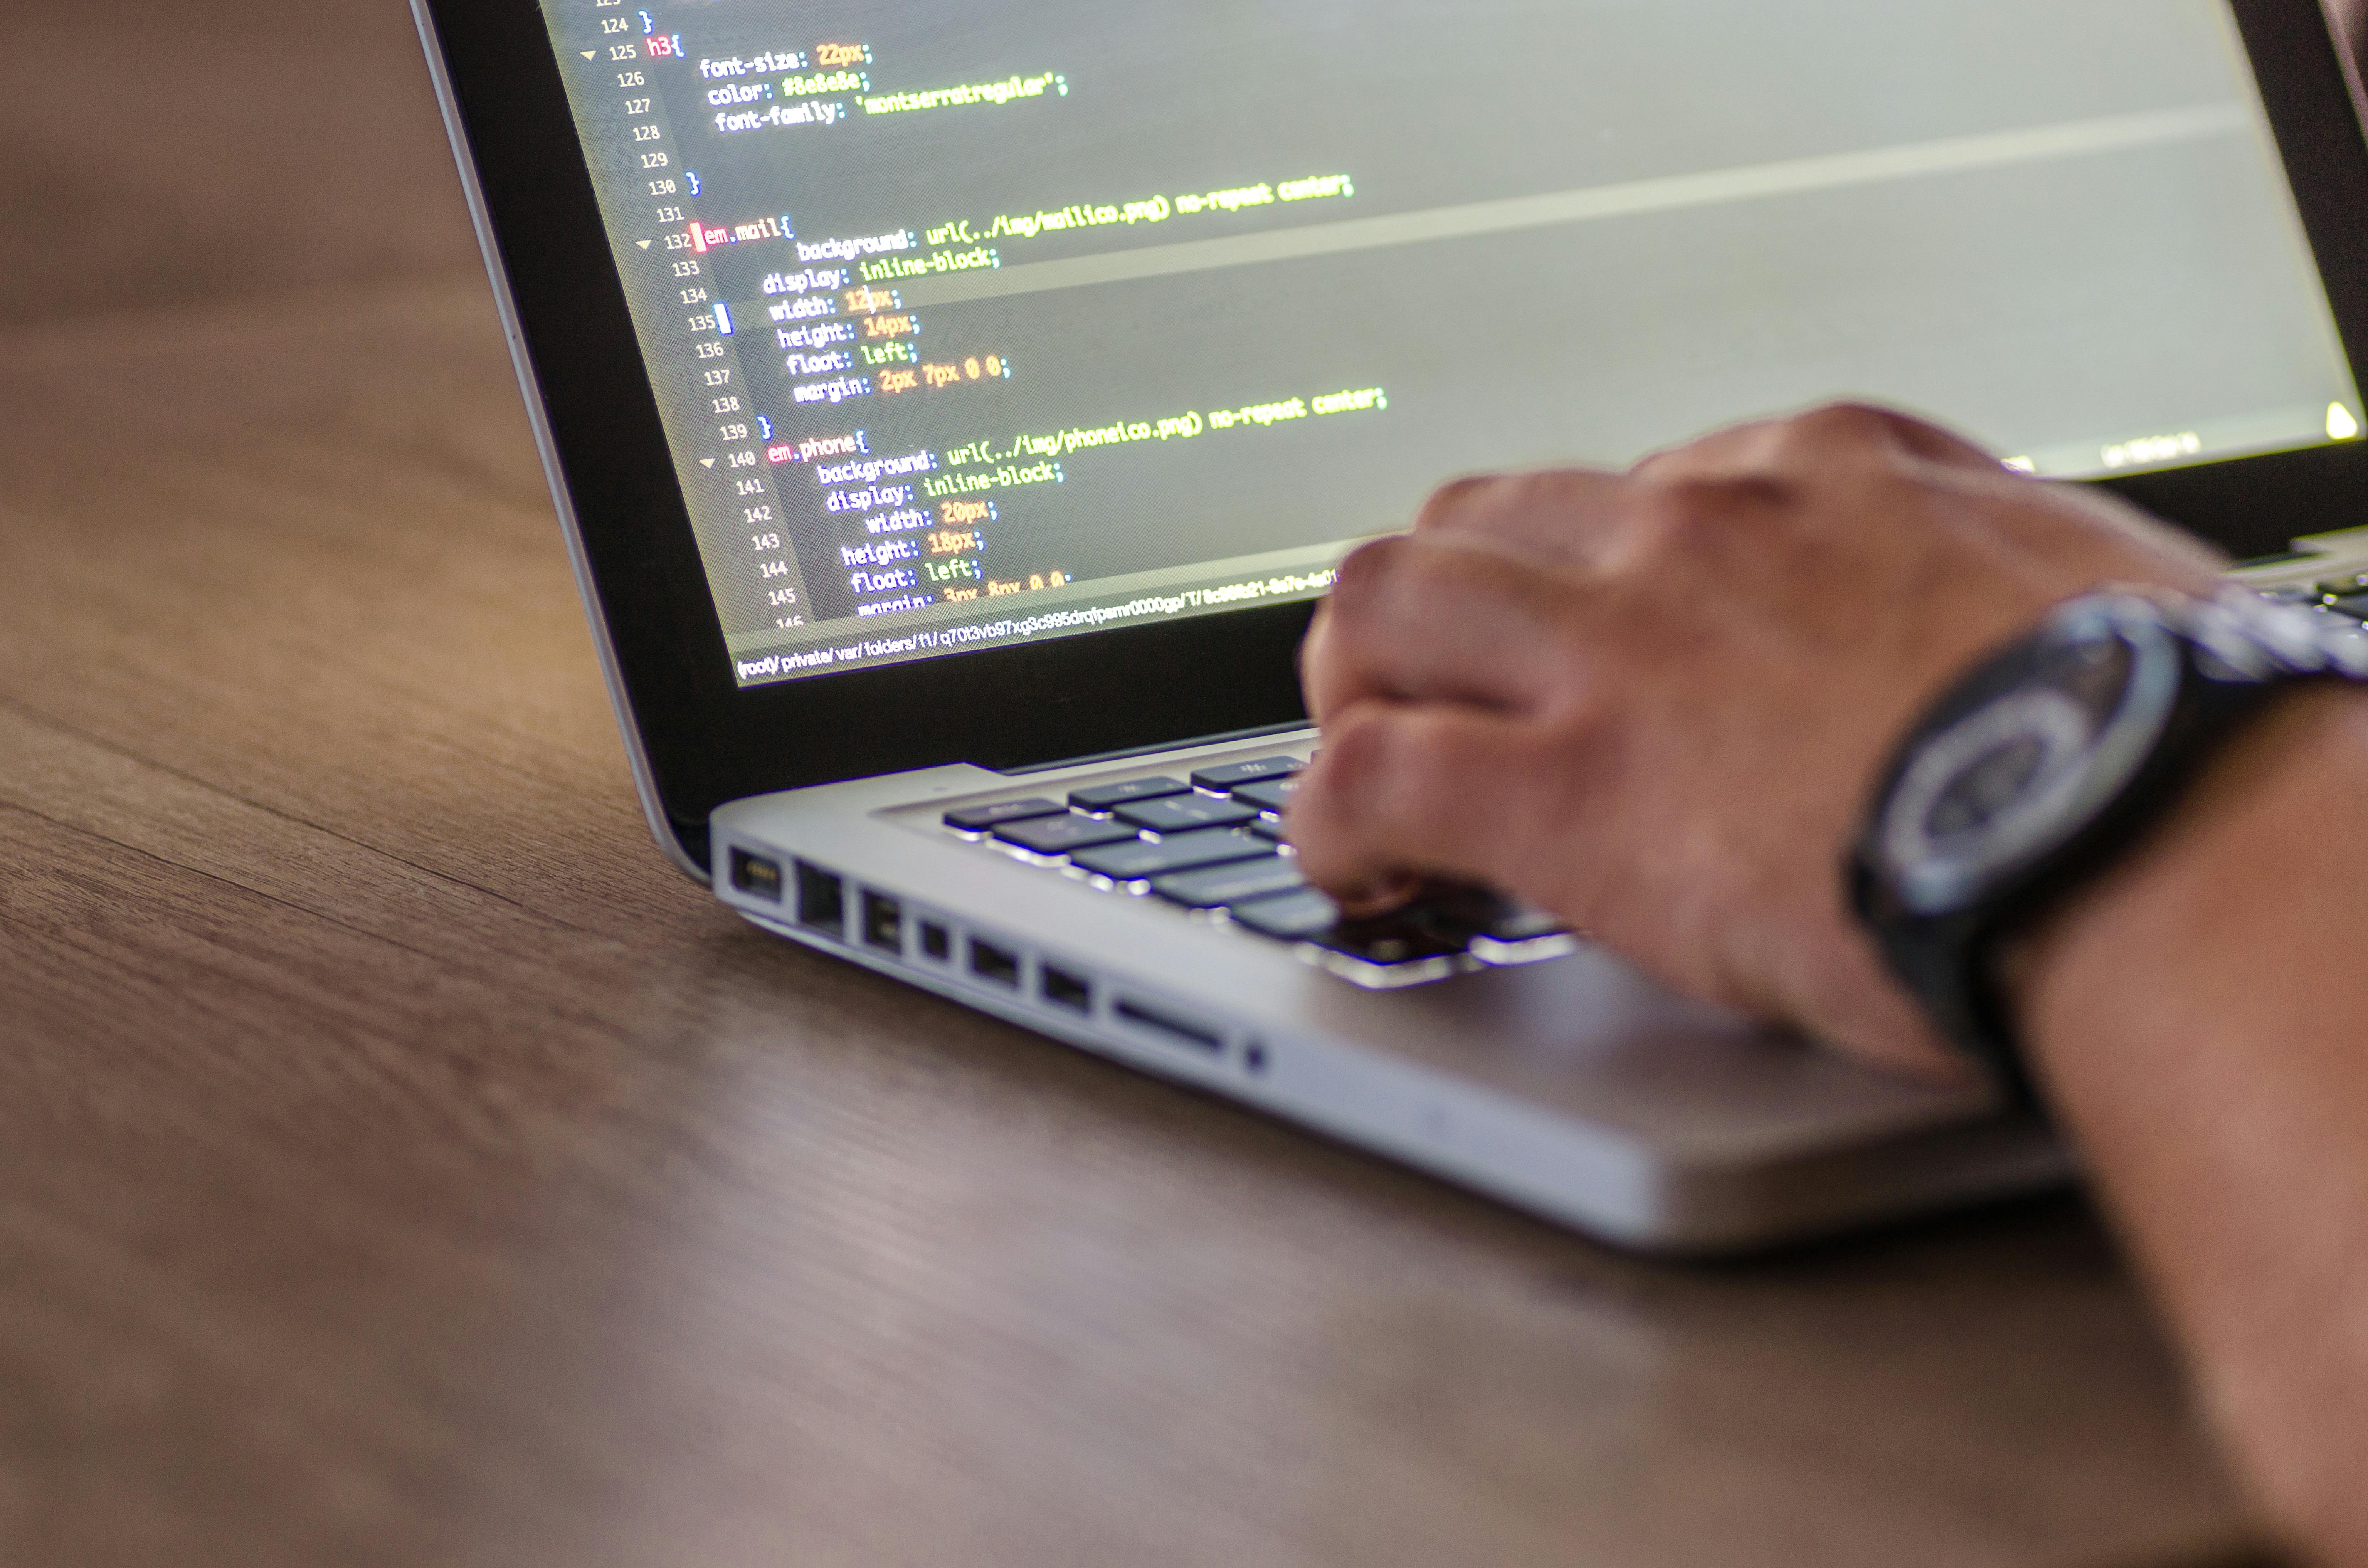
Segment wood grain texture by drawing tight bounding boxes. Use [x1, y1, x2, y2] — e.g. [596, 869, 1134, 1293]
[0, 3, 2283, 1565]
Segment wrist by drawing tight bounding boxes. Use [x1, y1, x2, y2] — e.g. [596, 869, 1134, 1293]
[2005, 683, 2368, 1106]
[1848, 590, 2359, 1107]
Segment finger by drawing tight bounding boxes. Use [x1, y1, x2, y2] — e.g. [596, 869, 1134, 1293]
[1297, 595, 1339, 716]
[1411, 474, 1496, 533]
[1409, 467, 1633, 569]
[1303, 533, 1590, 724]
[1287, 699, 1550, 908]
[1628, 417, 1788, 481]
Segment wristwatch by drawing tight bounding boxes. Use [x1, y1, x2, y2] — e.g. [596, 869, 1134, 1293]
[1848, 587, 2368, 1108]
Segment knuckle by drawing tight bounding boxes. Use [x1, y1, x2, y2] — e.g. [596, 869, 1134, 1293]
[1329, 534, 1411, 610]
[1520, 468, 1604, 514]
[1334, 535, 1496, 628]
[1390, 712, 1465, 805]
[1806, 398, 1899, 426]
[1295, 713, 1389, 864]
[1413, 474, 1499, 531]
[1318, 707, 1459, 830]
[1319, 704, 1399, 794]
[1537, 603, 1603, 672]
[1382, 714, 1487, 863]
[1531, 670, 1611, 744]
[1295, 600, 1337, 691]
[1398, 535, 1497, 601]
[1505, 472, 1581, 529]
[1623, 476, 1756, 556]
[1532, 698, 1628, 822]
[1786, 400, 1903, 452]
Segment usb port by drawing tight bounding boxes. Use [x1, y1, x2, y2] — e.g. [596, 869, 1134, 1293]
[862, 891, 903, 954]
[794, 860, 846, 938]
[1041, 965, 1092, 1014]
[970, 938, 1021, 988]
[919, 921, 952, 961]
[729, 848, 783, 903]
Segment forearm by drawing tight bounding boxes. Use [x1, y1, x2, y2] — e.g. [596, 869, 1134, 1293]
[2017, 685, 2368, 1559]
[2338, 0, 2368, 74]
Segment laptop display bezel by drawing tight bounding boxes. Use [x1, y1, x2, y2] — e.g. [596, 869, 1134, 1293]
[416, 0, 2368, 871]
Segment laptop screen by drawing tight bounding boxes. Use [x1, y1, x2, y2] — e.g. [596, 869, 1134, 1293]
[536, 1, 2362, 689]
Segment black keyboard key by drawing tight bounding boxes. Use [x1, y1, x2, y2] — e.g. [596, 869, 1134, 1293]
[1316, 916, 1470, 969]
[1069, 775, 1191, 813]
[1072, 828, 1273, 882]
[1248, 817, 1290, 843]
[2326, 593, 2368, 622]
[1116, 795, 1260, 835]
[1189, 756, 1305, 793]
[1407, 887, 1577, 966]
[1411, 887, 1567, 945]
[945, 797, 1066, 834]
[1228, 887, 1340, 941]
[1230, 777, 1301, 815]
[1230, 891, 1471, 985]
[993, 812, 1141, 857]
[1153, 857, 1306, 910]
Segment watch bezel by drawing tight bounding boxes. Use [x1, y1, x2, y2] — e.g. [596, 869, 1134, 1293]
[1877, 599, 2186, 917]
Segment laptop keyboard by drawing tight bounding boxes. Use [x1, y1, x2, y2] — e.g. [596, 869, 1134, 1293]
[943, 753, 1578, 989]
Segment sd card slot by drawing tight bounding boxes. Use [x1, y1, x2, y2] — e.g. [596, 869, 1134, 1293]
[1113, 997, 1224, 1055]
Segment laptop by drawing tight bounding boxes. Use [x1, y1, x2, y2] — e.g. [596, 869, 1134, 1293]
[410, 0, 2368, 1252]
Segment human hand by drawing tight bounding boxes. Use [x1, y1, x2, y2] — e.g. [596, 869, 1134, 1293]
[1287, 404, 2225, 1079]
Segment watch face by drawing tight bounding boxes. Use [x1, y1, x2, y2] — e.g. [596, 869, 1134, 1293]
[1877, 601, 2185, 916]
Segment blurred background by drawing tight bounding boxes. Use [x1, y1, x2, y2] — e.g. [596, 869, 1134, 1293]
[2, 0, 476, 330]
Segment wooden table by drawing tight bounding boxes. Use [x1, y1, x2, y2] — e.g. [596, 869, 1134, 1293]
[0, 3, 2278, 1563]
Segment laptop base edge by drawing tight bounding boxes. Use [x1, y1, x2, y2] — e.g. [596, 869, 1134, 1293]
[723, 898, 2070, 1258]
